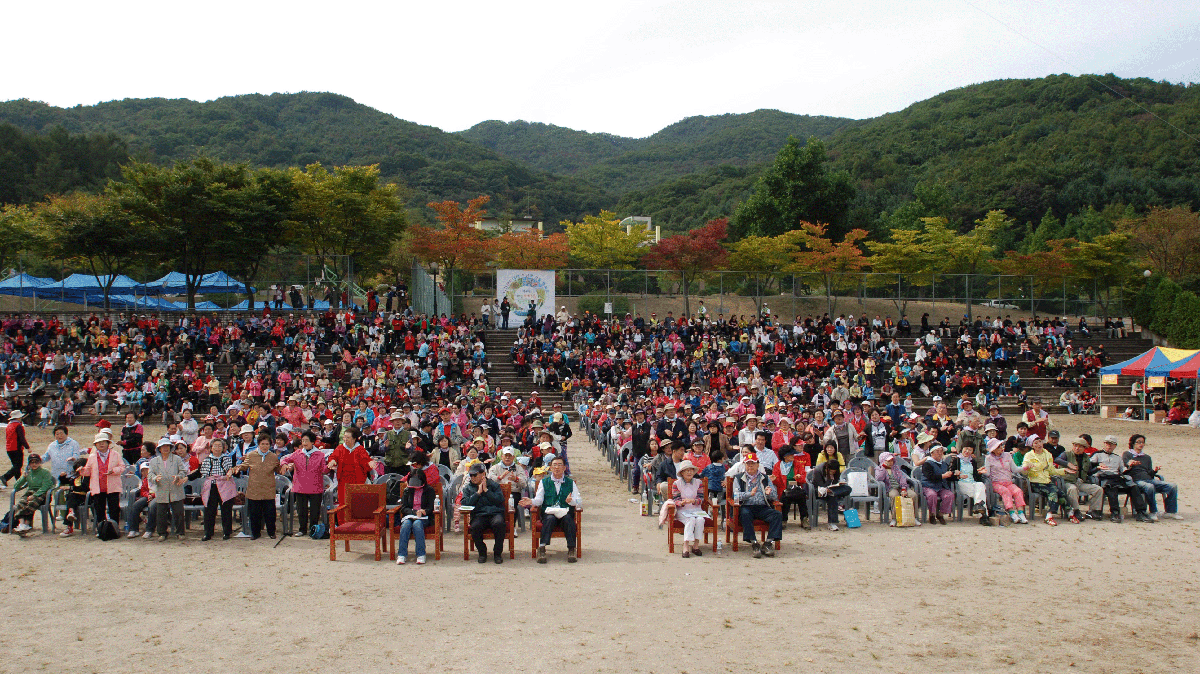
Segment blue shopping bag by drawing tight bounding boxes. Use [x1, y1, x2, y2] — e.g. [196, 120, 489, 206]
[843, 507, 862, 528]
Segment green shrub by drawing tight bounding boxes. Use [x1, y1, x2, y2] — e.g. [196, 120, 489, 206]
[1168, 291, 1200, 348]
[577, 292, 630, 317]
[1130, 275, 1159, 329]
[1149, 278, 1180, 336]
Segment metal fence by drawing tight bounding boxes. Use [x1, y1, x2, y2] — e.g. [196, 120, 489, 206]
[445, 269, 1129, 322]
[409, 261, 451, 317]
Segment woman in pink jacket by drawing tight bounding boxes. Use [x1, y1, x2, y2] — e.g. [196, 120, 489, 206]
[280, 431, 329, 536]
[81, 432, 126, 528]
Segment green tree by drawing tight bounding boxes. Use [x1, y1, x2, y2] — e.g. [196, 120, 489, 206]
[1150, 278, 1181, 336]
[726, 229, 805, 311]
[866, 227, 936, 315]
[111, 158, 266, 308]
[1168, 291, 1200, 348]
[224, 167, 298, 307]
[731, 137, 855, 240]
[564, 211, 652, 269]
[36, 192, 139, 309]
[0, 204, 35, 278]
[1062, 232, 1133, 318]
[876, 182, 953, 233]
[289, 163, 407, 278]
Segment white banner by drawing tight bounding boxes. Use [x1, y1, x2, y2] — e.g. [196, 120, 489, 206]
[497, 269, 555, 321]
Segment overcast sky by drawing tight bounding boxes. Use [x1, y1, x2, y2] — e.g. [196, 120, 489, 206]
[4, 0, 1198, 138]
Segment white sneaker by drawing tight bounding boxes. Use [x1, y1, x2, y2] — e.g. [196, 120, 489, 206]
[126, 530, 139, 538]
[14, 523, 31, 533]
[889, 519, 897, 527]
[142, 531, 152, 539]
[1170, 514, 1183, 520]
[416, 556, 426, 565]
[1150, 513, 1159, 522]
[828, 523, 839, 531]
[396, 555, 406, 565]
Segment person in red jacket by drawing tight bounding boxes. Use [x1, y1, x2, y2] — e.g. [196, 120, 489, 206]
[326, 426, 379, 505]
[2, 410, 30, 489]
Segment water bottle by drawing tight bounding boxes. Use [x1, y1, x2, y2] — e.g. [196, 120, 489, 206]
[716, 540, 724, 556]
[434, 495, 441, 515]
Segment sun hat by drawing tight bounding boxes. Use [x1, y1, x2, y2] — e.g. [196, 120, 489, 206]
[677, 460, 697, 474]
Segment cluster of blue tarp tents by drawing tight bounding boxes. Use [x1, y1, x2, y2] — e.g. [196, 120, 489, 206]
[0, 271, 257, 311]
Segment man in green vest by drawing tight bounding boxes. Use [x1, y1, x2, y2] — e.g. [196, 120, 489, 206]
[520, 456, 581, 564]
[383, 413, 413, 475]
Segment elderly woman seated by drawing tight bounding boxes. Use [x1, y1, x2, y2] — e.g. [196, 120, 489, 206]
[875, 452, 918, 527]
[668, 460, 710, 558]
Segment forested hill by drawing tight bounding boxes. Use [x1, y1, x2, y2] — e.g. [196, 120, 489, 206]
[0, 93, 608, 224]
[3, 75, 1198, 237]
[830, 74, 1200, 229]
[620, 74, 1200, 233]
[459, 109, 852, 193]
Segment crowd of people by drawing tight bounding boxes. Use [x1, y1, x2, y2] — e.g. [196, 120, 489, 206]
[508, 310, 1112, 415]
[0, 306, 1186, 565]
[0, 305, 587, 563]
[583, 386, 1182, 556]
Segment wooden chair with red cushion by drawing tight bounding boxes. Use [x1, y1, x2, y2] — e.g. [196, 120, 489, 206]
[665, 477, 717, 553]
[530, 501, 583, 558]
[462, 482, 515, 560]
[725, 475, 782, 552]
[330, 483, 388, 561]
[388, 480, 444, 562]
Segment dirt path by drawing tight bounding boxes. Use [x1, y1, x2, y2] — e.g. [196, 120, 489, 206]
[2, 419, 1198, 673]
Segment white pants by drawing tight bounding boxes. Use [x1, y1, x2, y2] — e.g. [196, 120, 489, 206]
[676, 513, 707, 542]
[957, 481, 987, 508]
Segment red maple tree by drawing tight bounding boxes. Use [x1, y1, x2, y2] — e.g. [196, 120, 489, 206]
[641, 218, 730, 318]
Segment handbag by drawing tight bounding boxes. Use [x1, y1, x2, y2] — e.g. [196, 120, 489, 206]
[894, 495, 917, 527]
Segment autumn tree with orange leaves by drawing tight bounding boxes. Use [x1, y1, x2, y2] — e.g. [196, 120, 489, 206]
[492, 229, 569, 269]
[411, 196, 492, 296]
[788, 221, 869, 316]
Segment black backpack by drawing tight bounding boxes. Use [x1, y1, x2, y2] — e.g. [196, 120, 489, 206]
[97, 519, 120, 541]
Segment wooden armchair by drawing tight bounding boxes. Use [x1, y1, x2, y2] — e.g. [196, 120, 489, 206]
[388, 480, 444, 561]
[665, 477, 717, 553]
[330, 483, 387, 561]
[725, 475, 782, 552]
[531, 503, 583, 559]
[462, 482, 515, 560]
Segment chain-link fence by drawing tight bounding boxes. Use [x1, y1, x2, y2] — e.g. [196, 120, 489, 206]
[445, 269, 1130, 323]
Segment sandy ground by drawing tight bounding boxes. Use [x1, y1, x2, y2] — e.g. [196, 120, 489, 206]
[2, 417, 1198, 674]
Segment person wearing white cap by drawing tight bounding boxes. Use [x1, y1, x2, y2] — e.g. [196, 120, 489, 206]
[231, 424, 256, 463]
[488, 446, 527, 494]
[669, 460, 708, 558]
[147, 436, 187, 540]
[983, 437, 1027, 524]
[79, 430, 128, 530]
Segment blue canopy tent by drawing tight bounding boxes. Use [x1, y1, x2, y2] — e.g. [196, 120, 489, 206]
[172, 300, 221, 311]
[31, 274, 147, 305]
[146, 271, 253, 296]
[99, 295, 182, 311]
[0, 273, 55, 298]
